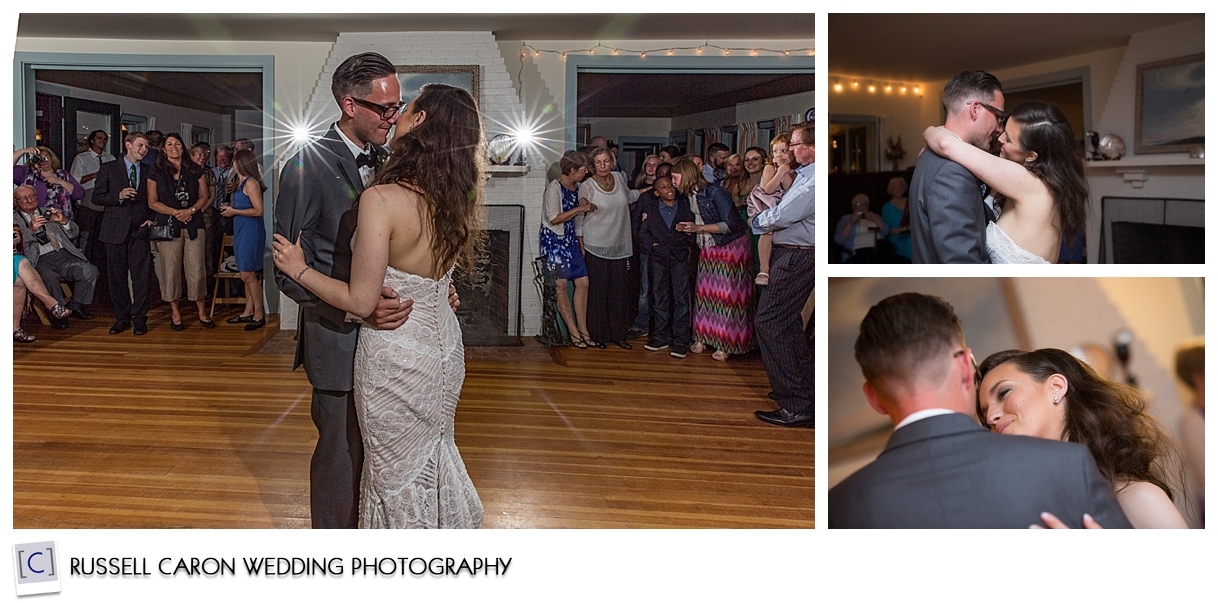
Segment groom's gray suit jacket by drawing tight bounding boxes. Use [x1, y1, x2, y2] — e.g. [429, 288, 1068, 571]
[828, 413, 1133, 528]
[274, 125, 385, 391]
[909, 148, 992, 264]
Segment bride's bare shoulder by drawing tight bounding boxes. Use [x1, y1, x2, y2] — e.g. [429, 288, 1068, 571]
[1115, 479, 1188, 528]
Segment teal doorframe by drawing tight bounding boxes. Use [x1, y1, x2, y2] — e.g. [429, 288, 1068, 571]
[563, 54, 816, 146]
[13, 52, 280, 312]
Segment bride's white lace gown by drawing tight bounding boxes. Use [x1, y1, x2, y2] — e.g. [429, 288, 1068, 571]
[986, 222, 1051, 264]
[353, 266, 483, 528]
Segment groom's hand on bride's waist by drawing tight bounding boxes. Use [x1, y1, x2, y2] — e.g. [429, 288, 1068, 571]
[365, 286, 413, 330]
[363, 285, 460, 330]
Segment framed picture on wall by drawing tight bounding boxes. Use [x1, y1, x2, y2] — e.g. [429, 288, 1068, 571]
[1135, 53, 1203, 154]
[396, 65, 480, 104]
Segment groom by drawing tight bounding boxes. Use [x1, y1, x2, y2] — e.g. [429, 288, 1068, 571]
[909, 70, 1004, 264]
[828, 292, 1132, 528]
[274, 52, 414, 529]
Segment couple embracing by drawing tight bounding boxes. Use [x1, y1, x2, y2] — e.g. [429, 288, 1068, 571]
[271, 52, 483, 529]
[829, 293, 1188, 529]
[910, 71, 1088, 264]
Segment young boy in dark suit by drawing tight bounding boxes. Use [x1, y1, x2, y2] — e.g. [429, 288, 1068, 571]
[639, 175, 695, 358]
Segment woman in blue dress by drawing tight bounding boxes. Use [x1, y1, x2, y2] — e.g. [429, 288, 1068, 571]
[219, 150, 267, 330]
[539, 150, 596, 347]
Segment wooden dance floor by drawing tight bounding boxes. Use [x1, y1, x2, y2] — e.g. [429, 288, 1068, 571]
[12, 307, 814, 529]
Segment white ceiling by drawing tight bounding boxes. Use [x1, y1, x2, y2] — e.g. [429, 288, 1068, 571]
[829, 13, 1200, 83]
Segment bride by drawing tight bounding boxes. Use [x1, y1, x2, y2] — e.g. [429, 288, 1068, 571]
[923, 101, 1088, 264]
[273, 84, 485, 528]
[977, 348, 1188, 528]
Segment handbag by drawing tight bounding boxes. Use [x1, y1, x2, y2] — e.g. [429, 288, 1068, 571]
[148, 216, 175, 241]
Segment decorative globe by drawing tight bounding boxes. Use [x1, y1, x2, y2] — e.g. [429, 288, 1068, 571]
[487, 134, 516, 165]
[1098, 134, 1126, 160]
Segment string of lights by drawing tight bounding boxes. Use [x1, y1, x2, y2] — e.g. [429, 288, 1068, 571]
[520, 41, 814, 60]
[831, 78, 923, 96]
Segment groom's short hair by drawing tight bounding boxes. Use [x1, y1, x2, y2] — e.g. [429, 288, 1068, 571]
[331, 52, 396, 103]
[855, 293, 966, 388]
[942, 70, 1003, 115]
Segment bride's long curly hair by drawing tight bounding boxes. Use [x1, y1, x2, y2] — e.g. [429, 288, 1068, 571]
[976, 348, 1184, 502]
[375, 83, 485, 276]
[1004, 101, 1089, 247]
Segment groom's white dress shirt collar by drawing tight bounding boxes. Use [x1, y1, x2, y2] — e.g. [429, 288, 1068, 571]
[894, 408, 957, 431]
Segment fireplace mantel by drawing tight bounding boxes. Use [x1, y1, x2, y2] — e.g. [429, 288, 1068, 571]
[486, 165, 530, 177]
[1085, 156, 1203, 189]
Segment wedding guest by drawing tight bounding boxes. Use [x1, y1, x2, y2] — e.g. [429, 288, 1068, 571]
[742, 147, 767, 192]
[880, 176, 913, 261]
[13, 185, 99, 324]
[14, 226, 71, 343]
[578, 147, 638, 349]
[702, 142, 730, 183]
[639, 175, 695, 358]
[671, 157, 754, 362]
[631, 154, 660, 191]
[219, 150, 268, 330]
[751, 134, 797, 286]
[14, 146, 83, 221]
[539, 150, 595, 348]
[93, 132, 155, 336]
[717, 153, 750, 207]
[751, 124, 814, 427]
[978, 348, 1188, 528]
[190, 144, 220, 288]
[741, 146, 768, 274]
[148, 133, 213, 330]
[69, 129, 115, 261]
[658, 145, 680, 164]
[834, 193, 889, 262]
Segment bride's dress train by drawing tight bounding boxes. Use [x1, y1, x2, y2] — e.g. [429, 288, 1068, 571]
[353, 266, 483, 528]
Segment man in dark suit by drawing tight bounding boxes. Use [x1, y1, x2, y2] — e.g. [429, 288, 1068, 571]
[92, 132, 154, 336]
[273, 52, 414, 529]
[910, 71, 1004, 264]
[828, 293, 1132, 528]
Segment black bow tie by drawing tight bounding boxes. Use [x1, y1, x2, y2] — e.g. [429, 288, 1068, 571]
[356, 151, 379, 170]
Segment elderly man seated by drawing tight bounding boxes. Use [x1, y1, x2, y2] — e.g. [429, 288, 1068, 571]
[13, 185, 99, 327]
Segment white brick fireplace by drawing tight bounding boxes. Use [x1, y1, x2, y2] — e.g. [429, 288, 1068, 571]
[277, 31, 547, 334]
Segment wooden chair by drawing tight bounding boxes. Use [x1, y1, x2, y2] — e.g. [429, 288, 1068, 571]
[209, 235, 247, 318]
[30, 282, 74, 326]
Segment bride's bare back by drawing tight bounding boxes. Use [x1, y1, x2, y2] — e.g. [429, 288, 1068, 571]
[358, 182, 448, 281]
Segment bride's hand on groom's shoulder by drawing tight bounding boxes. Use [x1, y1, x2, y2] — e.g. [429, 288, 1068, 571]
[1030, 512, 1103, 529]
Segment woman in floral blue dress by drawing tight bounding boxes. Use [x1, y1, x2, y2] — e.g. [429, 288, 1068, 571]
[539, 150, 596, 347]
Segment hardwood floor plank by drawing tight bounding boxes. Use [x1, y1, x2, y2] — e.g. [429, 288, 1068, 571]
[13, 309, 813, 528]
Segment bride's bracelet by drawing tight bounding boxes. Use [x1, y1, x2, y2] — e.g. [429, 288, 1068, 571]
[295, 266, 312, 281]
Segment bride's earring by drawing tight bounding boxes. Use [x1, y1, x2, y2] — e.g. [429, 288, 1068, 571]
[1052, 394, 1061, 405]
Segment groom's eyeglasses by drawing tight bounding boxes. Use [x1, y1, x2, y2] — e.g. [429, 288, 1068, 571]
[953, 348, 981, 387]
[970, 100, 1007, 123]
[350, 96, 406, 120]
